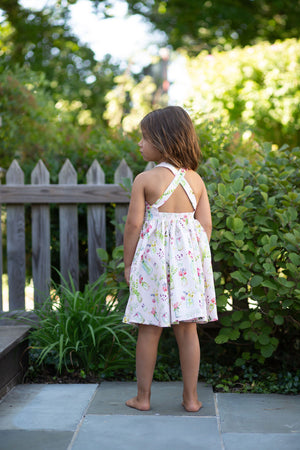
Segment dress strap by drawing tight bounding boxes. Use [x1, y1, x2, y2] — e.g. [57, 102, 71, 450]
[154, 163, 198, 210]
[156, 161, 178, 175]
[180, 177, 198, 210]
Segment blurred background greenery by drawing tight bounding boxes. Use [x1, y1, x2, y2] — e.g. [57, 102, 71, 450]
[1, 0, 299, 169]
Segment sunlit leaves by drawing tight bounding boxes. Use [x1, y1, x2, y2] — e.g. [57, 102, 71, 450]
[185, 39, 300, 148]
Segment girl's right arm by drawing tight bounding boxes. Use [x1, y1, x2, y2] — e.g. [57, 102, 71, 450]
[123, 174, 146, 284]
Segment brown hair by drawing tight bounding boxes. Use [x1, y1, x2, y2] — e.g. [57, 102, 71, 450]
[140, 106, 201, 170]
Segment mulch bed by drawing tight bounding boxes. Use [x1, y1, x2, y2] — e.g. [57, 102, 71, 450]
[24, 367, 101, 384]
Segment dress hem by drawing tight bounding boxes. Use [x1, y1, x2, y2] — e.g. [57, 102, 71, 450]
[123, 317, 218, 328]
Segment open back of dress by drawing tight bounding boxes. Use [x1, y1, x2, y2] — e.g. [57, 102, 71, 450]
[123, 162, 218, 327]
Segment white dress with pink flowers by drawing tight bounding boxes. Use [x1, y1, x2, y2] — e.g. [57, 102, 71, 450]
[123, 162, 218, 327]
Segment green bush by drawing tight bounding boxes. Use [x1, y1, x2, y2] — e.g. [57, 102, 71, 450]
[0, 66, 86, 176]
[199, 361, 300, 394]
[200, 143, 300, 365]
[185, 39, 300, 148]
[24, 273, 135, 376]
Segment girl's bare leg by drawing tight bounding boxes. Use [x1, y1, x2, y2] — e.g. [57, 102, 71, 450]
[126, 324, 163, 411]
[173, 322, 202, 412]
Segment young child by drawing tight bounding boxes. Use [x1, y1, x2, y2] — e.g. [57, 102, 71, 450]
[123, 106, 218, 412]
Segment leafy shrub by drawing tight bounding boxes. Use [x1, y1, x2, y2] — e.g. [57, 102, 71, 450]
[24, 274, 136, 375]
[199, 361, 300, 394]
[0, 66, 86, 177]
[185, 39, 300, 148]
[96, 245, 129, 312]
[200, 143, 300, 365]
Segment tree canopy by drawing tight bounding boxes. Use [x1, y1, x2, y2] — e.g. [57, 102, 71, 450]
[60, 0, 300, 51]
[127, 0, 300, 51]
[0, 0, 120, 122]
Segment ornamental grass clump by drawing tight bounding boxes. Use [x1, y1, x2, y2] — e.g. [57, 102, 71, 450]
[27, 274, 136, 375]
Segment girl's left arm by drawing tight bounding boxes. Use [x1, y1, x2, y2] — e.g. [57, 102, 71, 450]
[194, 179, 212, 241]
[123, 173, 146, 284]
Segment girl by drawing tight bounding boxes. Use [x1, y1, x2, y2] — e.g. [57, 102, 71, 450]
[123, 106, 218, 412]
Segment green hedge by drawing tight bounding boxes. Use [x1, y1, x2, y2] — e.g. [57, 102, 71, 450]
[185, 39, 300, 148]
[200, 144, 300, 365]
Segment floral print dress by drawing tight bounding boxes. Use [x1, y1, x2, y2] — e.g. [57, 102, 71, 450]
[123, 162, 218, 327]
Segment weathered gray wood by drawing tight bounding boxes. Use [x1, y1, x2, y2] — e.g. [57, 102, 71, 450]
[145, 161, 156, 171]
[87, 160, 106, 283]
[59, 160, 79, 288]
[0, 202, 2, 311]
[6, 160, 25, 310]
[114, 159, 133, 246]
[0, 184, 129, 203]
[31, 160, 51, 305]
[0, 168, 5, 311]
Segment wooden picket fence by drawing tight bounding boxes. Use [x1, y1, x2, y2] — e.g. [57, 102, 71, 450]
[0, 158, 154, 313]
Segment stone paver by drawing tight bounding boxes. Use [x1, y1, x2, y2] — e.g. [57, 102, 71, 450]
[0, 382, 299, 450]
[217, 392, 300, 433]
[71, 415, 221, 450]
[89, 381, 215, 416]
[222, 433, 300, 450]
[0, 384, 98, 431]
[0, 430, 73, 450]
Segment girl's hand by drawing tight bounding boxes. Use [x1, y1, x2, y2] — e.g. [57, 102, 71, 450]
[124, 266, 131, 285]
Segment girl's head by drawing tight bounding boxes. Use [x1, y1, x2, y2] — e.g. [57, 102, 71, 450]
[140, 106, 201, 170]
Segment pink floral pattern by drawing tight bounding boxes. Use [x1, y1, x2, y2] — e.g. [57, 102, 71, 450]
[123, 163, 218, 327]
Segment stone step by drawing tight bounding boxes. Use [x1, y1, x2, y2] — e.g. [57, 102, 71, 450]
[0, 325, 30, 399]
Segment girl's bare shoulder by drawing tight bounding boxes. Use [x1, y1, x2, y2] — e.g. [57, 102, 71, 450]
[185, 170, 206, 196]
[135, 166, 169, 183]
[186, 169, 204, 184]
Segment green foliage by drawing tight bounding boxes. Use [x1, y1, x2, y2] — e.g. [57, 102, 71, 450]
[0, 1, 119, 121]
[186, 39, 300, 148]
[200, 143, 300, 364]
[199, 362, 300, 394]
[124, 0, 300, 52]
[24, 273, 136, 375]
[0, 66, 85, 173]
[96, 245, 129, 311]
[61, 0, 300, 52]
[104, 72, 159, 132]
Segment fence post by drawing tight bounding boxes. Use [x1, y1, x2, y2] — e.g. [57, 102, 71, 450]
[31, 160, 51, 305]
[59, 159, 79, 289]
[0, 167, 6, 311]
[145, 162, 156, 171]
[6, 160, 26, 310]
[114, 159, 133, 246]
[87, 160, 106, 283]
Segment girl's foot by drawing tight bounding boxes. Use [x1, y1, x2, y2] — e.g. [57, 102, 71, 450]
[182, 400, 202, 412]
[126, 396, 150, 411]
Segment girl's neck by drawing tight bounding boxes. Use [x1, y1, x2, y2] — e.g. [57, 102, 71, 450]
[155, 156, 166, 164]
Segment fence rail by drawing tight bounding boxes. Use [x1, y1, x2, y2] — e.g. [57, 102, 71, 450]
[0, 158, 154, 313]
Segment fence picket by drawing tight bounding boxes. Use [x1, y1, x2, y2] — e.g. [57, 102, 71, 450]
[114, 159, 133, 246]
[31, 160, 51, 304]
[0, 159, 153, 313]
[59, 159, 79, 288]
[145, 161, 156, 171]
[0, 167, 5, 311]
[87, 160, 106, 283]
[6, 160, 26, 310]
